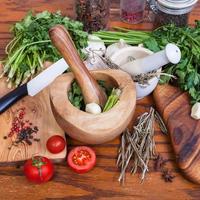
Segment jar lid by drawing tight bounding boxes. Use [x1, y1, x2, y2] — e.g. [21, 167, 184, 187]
[157, 0, 198, 15]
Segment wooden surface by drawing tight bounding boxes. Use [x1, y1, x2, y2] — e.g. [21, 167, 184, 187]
[0, 67, 66, 163]
[154, 84, 200, 184]
[0, 0, 200, 200]
[50, 70, 136, 144]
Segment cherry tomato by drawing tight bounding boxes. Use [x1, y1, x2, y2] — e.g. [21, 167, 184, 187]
[24, 156, 54, 184]
[46, 135, 66, 154]
[67, 146, 96, 174]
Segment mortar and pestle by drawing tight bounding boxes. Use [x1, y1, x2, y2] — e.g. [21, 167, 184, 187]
[48, 25, 136, 144]
[110, 44, 181, 99]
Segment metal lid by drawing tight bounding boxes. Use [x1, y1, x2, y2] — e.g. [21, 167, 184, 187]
[157, 0, 198, 15]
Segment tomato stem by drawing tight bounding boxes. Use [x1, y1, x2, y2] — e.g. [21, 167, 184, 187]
[32, 156, 46, 169]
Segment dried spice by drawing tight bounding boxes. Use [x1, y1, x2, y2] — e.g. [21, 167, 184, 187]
[117, 107, 168, 184]
[155, 110, 168, 134]
[162, 169, 175, 182]
[154, 154, 166, 171]
[76, 0, 110, 32]
[154, 11, 188, 28]
[4, 107, 39, 149]
[154, 154, 176, 183]
[117, 107, 156, 183]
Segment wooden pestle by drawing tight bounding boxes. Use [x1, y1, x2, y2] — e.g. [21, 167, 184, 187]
[49, 25, 107, 107]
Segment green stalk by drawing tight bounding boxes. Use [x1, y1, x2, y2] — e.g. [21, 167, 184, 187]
[103, 89, 121, 112]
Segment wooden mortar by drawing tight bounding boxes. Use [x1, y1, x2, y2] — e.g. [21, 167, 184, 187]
[50, 69, 136, 144]
[49, 25, 136, 144]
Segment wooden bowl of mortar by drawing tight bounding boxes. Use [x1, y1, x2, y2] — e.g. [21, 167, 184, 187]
[50, 69, 136, 144]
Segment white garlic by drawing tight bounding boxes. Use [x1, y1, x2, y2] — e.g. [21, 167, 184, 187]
[85, 103, 102, 114]
[84, 54, 108, 70]
[105, 39, 129, 58]
[82, 35, 106, 57]
[191, 102, 200, 120]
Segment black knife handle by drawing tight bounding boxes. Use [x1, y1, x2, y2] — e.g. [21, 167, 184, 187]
[0, 84, 28, 114]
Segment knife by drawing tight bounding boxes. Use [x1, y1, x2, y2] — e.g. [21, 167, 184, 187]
[0, 58, 69, 114]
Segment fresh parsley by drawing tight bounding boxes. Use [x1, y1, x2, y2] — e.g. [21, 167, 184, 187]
[0, 10, 88, 87]
[144, 21, 200, 104]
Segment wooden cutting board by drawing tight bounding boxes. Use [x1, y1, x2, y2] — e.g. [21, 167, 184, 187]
[153, 84, 200, 184]
[0, 66, 66, 164]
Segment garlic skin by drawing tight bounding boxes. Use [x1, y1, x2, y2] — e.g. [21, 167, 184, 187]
[82, 35, 106, 57]
[84, 54, 108, 70]
[191, 102, 200, 120]
[85, 103, 102, 114]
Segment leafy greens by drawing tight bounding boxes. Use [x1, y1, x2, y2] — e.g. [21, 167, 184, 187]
[0, 10, 88, 87]
[143, 21, 200, 104]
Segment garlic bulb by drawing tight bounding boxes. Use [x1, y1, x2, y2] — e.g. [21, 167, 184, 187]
[85, 103, 102, 114]
[105, 39, 129, 58]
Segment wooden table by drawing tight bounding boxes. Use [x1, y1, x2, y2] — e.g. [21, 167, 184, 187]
[1, 1, 200, 199]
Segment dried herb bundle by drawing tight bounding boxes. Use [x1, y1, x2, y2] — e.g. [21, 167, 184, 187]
[117, 108, 157, 183]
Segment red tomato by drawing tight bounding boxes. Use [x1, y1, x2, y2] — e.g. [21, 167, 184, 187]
[67, 146, 96, 174]
[24, 156, 54, 184]
[46, 135, 66, 154]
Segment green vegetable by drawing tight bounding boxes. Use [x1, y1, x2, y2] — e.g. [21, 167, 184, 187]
[93, 27, 150, 45]
[103, 88, 121, 112]
[68, 81, 84, 110]
[143, 22, 200, 104]
[68, 80, 118, 111]
[1, 11, 88, 87]
[94, 22, 200, 104]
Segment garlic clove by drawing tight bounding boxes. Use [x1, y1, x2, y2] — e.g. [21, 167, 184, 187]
[85, 103, 102, 114]
[82, 35, 106, 57]
[191, 102, 200, 120]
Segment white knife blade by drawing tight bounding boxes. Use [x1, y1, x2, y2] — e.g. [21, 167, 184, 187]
[0, 58, 69, 114]
[27, 58, 68, 96]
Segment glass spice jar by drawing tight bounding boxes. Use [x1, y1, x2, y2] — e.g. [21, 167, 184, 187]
[75, 0, 110, 33]
[148, 0, 198, 27]
[120, 0, 146, 24]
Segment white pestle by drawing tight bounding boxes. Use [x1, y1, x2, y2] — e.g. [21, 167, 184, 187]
[119, 43, 181, 76]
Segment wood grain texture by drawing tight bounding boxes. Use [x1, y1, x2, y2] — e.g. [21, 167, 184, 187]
[0, 0, 200, 199]
[153, 84, 200, 184]
[50, 70, 136, 144]
[0, 73, 67, 163]
[49, 25, 107, 107]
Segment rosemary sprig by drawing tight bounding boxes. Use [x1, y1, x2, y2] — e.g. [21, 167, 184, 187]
[117, 107, 167, 184]
[155, 110, 168, 134]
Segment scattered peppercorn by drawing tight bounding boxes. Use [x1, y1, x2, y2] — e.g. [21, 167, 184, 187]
[5, 107, 40, 149]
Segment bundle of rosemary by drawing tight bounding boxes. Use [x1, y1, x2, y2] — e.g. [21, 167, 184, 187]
[117, 107, 167, 183]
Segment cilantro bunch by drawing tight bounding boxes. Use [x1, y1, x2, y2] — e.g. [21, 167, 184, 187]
[144, 21, 200, 104]
[0, 11, 88, 87]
